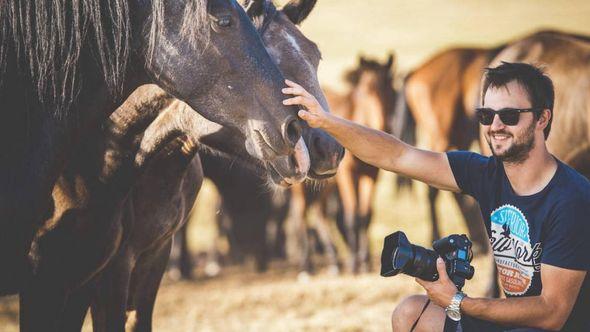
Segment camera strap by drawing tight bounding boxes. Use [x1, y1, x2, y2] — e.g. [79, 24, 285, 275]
[409, 299, 460, 332]
[443, 317, 460, 332]
[410, 299, 431, 332]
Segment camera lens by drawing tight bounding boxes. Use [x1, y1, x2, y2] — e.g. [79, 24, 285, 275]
[407, 245, 438, 281]
[381, 231, 440, 281]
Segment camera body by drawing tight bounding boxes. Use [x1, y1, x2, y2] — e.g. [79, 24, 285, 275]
[380, 231, 474, 290]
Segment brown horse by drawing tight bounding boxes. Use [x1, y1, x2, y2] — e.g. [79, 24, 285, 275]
[486, 31, 590, 177]
[288, 54, 398, 274]
[399, 46, 508, 253]
[335, 54, 397, 273]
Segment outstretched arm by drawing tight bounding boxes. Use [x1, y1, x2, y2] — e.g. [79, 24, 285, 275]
[282, 79, 460, 192]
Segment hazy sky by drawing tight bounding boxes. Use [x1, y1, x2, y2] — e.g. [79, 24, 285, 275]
[282, 0, 590, 88]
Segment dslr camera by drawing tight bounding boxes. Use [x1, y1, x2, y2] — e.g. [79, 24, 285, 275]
[380, 231, 475, 290]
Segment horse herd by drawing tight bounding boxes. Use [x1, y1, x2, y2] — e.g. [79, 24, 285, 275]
[1, 0, 590, 330]
[180, 28, 590, 300]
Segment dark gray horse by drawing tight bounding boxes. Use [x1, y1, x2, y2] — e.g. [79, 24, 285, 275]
[24, 0, 341, 330]
[0, 0, 305, 296]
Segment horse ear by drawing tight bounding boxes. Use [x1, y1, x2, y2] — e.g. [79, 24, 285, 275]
[243, 0, 264, 17]
[359, 55, 368, 67]
[385, 53, 395, 69]
[281, 0, 318, 25]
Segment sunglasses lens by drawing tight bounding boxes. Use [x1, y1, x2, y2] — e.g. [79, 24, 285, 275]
[476, 108, 522, 126]
[499, 110, 520, 126]
[477, 109, 494, 125]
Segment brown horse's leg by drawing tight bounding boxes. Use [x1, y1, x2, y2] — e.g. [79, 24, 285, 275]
[269, 192, 290, 260]
[289, 184, 313, 274]
[336, 166, 359, 273]
[428, 186, 441, 241]
[91, 249, 136, 332]
[129, 240, 172, 332]
[357, 174, 376, 273]
[313, 197, 340, 275]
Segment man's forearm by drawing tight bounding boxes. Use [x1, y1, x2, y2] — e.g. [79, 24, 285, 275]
[461, 296, 564, 330]
[322, 113, 405, 171]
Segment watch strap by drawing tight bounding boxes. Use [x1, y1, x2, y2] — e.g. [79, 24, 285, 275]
[445, 291, 466, 321]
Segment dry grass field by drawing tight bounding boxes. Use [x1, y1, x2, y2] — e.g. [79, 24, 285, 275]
[2, 1, 590, 331]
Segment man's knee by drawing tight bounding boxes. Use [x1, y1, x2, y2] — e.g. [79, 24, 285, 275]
[391, 295, 429, 331]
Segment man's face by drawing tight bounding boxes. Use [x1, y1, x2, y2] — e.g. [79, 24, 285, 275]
[483, 80, 537, 163]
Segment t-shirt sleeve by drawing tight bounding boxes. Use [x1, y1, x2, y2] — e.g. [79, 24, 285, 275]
[446, 151, 491, 200]
[541, 197, 590, 271]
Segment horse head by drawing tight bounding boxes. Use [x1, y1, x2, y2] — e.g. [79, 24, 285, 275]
[346, 53, 397, 133]
[243, 0, 344, 180]
[130, 0, 310, 185]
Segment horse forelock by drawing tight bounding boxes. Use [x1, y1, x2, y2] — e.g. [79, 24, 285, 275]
[146, 0, 209, 68]
[0, 0, 131, 118]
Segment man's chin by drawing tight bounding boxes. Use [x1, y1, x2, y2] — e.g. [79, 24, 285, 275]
[491, 145, 509, 158]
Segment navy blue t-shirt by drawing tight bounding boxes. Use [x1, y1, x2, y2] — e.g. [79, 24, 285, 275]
[447, 151, 590, 331]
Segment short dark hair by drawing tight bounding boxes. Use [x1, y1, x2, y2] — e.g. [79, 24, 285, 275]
[482, 62, 555, 139]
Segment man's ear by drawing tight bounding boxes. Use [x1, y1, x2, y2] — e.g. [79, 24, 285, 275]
[538, 109, 552, 129]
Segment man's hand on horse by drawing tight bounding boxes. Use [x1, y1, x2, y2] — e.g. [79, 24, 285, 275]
[415, 257, 458, 308]
[282, 79, 329, 128]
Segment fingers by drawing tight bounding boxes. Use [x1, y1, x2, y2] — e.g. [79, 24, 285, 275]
[298, 110, 322, 128]
[415, 277, 433, 289]
[285, 79, 304, 91]
[282, 95, 316, 110]
[298, 109, 311, 120]
[282, 95, 303, 105]
[436, 257, 450, 282]
[282, 80, 312, 98]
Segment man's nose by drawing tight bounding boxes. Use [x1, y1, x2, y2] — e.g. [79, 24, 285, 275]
[490, 114, 506, 130]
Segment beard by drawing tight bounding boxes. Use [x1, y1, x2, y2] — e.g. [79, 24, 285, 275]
[487, 120, 536, 164]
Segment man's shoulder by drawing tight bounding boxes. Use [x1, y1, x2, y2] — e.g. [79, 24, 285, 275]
[549, 160, 590, 211]
[555, 160, 590, 198]
[446, 151, 497, 171]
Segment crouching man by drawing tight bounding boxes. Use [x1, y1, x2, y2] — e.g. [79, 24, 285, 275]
[282, 62, 589, 331]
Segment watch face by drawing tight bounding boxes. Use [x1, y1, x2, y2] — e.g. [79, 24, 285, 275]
[446, 309, 461, 321]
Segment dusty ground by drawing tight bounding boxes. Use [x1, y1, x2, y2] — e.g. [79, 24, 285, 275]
[0, 175, 494, 332]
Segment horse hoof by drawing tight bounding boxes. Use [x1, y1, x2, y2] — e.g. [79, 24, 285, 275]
[327, 265, 340, 276]
[297, 271, 311, 283]
[204, 261, 221, 277]
[167, 268, 182, 281]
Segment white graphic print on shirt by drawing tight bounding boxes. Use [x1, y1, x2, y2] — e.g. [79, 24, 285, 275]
[489, 204, 543, 296]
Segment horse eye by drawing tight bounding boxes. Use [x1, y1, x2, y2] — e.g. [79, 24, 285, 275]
[216, 15, 232, 27]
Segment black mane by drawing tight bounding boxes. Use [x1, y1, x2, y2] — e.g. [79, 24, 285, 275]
[0, 0, 208, 117]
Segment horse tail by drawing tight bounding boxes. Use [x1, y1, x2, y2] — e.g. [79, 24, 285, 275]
[391, 76, 416, 193]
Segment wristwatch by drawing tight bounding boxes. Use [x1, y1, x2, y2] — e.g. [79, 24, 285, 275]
[445, 291, 466, 321]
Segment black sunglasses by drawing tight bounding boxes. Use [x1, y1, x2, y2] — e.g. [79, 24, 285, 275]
[475, 107, 542, 126]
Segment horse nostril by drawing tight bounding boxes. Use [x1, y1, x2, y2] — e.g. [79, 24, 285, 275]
[283, 117, 302, 147]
